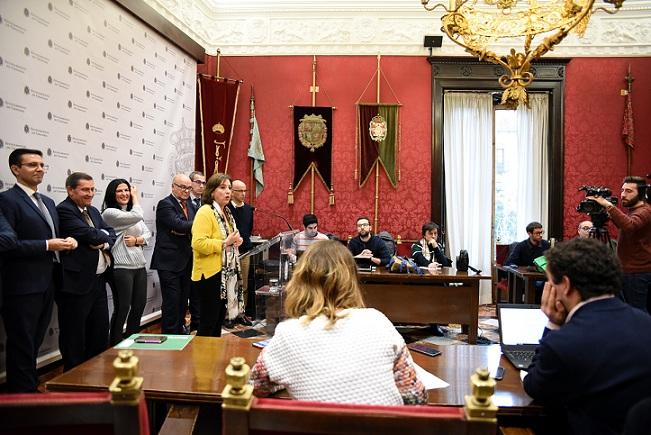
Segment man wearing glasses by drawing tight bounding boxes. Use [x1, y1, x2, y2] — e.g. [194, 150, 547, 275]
[151, 174, 195, 334]
[505, 221, 550, 268]
[226, 180, 254, 324]
[188, 171, 205, 211]
[347, 216, 391, 267]
[577, 220, 593, 239]
[186, 171, 205, 332]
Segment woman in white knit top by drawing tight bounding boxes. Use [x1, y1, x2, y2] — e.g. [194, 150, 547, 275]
[250, 240, 427, 405]
[101, 179, 151, 345]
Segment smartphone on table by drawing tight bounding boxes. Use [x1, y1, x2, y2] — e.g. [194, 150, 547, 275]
[407, 343, 442, 357]
[134, 335, 167, 344]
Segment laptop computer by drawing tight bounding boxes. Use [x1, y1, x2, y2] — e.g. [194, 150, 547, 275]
[497, 304, 548, 371]
[354, 256, 373, 272]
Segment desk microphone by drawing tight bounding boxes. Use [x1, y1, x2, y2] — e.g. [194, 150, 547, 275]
[468, 265, 482, 275]
[253, 207, 293, 231]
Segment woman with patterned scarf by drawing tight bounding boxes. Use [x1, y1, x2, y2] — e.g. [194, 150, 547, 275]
[191, 173, 244, 336]
[411, 222, 452, 269]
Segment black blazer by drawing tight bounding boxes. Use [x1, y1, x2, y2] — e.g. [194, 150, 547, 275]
[150, 194, 194, 273]
[0, 185, 59, 296]
[57, 197, 116, 295]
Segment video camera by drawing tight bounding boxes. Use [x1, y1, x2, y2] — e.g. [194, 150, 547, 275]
[576, 185, 618, 215]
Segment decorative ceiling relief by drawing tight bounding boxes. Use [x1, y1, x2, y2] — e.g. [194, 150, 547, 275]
[143, 0, 651, 56]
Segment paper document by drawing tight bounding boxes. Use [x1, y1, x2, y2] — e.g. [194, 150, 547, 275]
[413, 362, 449, 390]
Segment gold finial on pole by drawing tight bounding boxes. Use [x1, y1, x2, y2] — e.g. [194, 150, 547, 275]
[464, 367, 498, 422]
[310, 55, 319, 107]
[216, 48, 221, 78]
[222, 357, 254, 410]
[376, 54, 381, 104]
[109, 350, 144, 405]
[329, 185, 335, 206]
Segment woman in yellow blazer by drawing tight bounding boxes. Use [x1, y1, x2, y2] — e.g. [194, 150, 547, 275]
[191, 173, 243, 336]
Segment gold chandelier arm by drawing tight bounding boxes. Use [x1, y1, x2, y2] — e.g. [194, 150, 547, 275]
[593, 5, 624, 15]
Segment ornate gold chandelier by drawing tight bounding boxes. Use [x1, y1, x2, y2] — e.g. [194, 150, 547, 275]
[421, 0, 625, 107]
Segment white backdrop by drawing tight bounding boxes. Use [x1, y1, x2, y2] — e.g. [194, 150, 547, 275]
[0, 0, 196, 376]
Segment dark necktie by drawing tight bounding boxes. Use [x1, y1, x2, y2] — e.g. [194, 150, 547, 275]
[180, 200, 189, 219]
[81, 208, 94, 227]
[33, 192, 59, 262]
[193, 198, 200, 209]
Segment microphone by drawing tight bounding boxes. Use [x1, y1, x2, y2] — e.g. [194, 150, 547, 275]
[253, 208, 293, 231]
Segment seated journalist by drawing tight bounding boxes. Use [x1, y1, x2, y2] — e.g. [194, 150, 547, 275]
[411, 222, 452, 268]
[347, 216, 391, 267]
[523, 238, 651, 435]
[505, 221, 550, 267]
[250, 240, 427, 405]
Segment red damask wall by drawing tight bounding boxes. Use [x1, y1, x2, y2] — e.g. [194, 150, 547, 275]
[199, 56, 651, 242]
[564, 58, 651, 240]
[199, 56, 433, 242]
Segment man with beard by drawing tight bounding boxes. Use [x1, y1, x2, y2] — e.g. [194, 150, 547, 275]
[591, 176, 651, 312]
[347, 216, 391, 267]
[505, 221, 550, 267]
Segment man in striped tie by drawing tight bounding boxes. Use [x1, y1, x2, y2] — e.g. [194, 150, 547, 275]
[0, 149, 77, 389]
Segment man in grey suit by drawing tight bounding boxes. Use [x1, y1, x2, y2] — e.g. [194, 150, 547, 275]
[0, 149, 76, 391]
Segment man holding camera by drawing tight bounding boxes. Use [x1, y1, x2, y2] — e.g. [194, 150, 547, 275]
[590, 176, 651, 313]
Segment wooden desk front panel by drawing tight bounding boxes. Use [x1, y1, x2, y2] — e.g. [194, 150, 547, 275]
[360, 282, 476, 326]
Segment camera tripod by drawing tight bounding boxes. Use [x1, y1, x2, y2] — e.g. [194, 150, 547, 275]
[588, 212, 612, 245]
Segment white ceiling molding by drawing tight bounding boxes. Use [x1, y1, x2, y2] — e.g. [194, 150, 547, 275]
[144, 0, 651, 56]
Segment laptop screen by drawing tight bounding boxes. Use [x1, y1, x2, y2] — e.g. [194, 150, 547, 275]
[498, 304, 548, 346]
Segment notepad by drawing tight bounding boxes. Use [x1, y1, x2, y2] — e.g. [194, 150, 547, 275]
[252, 339, 271, 349]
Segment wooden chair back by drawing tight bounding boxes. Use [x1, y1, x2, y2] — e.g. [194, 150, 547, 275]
[221, 357, 497, 435]
[0, 350, 149, 435]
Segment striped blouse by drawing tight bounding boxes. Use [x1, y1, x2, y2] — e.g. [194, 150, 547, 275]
[101, 205, 151, 269]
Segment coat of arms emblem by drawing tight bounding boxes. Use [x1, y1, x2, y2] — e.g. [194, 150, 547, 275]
[369, 114, 387, 142]
[298, 113, 327, 152]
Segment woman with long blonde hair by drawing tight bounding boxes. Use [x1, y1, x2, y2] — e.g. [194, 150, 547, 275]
[250, 240, 426, 405]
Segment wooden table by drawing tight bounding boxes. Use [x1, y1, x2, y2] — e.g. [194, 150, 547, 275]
[497, 266, 545, 304]
[358, 268, 489, 344]
[46, 335, 538, 417]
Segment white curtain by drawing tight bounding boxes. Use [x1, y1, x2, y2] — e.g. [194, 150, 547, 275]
[515, 93, 549, 238]
[443, 93, 494, 305]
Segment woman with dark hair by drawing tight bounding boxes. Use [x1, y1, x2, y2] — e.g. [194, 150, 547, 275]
[191, 173, 243, 336]
[411, 222, 452, 268]
[101, 179, 151, 345]
[250, 240, 427, 405]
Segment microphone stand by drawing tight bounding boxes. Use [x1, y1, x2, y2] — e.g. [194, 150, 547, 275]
[253, 208, 293, 231]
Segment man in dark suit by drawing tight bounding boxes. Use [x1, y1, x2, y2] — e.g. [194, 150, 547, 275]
[57, 172, 116, 371]
[0, 149, 77, 391]
[226, 179, 254, 323]
[186, 171, 205, 331]
[523, 238, 651, 435]
[151, 174, 195, 334]
[0, 209, 18, 309]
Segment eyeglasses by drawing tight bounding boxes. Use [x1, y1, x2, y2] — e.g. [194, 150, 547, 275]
[173, 183, 192, 191]
[232, 189, 247, 193]
[357, 223, 370, 228]
[192, 180, 206, 185]
[532, 230, 545, 235]
[579, 226, 592, 231]
[18, 162, 46, 169]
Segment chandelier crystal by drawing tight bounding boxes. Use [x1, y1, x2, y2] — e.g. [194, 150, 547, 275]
[422, 0, 625, 107]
